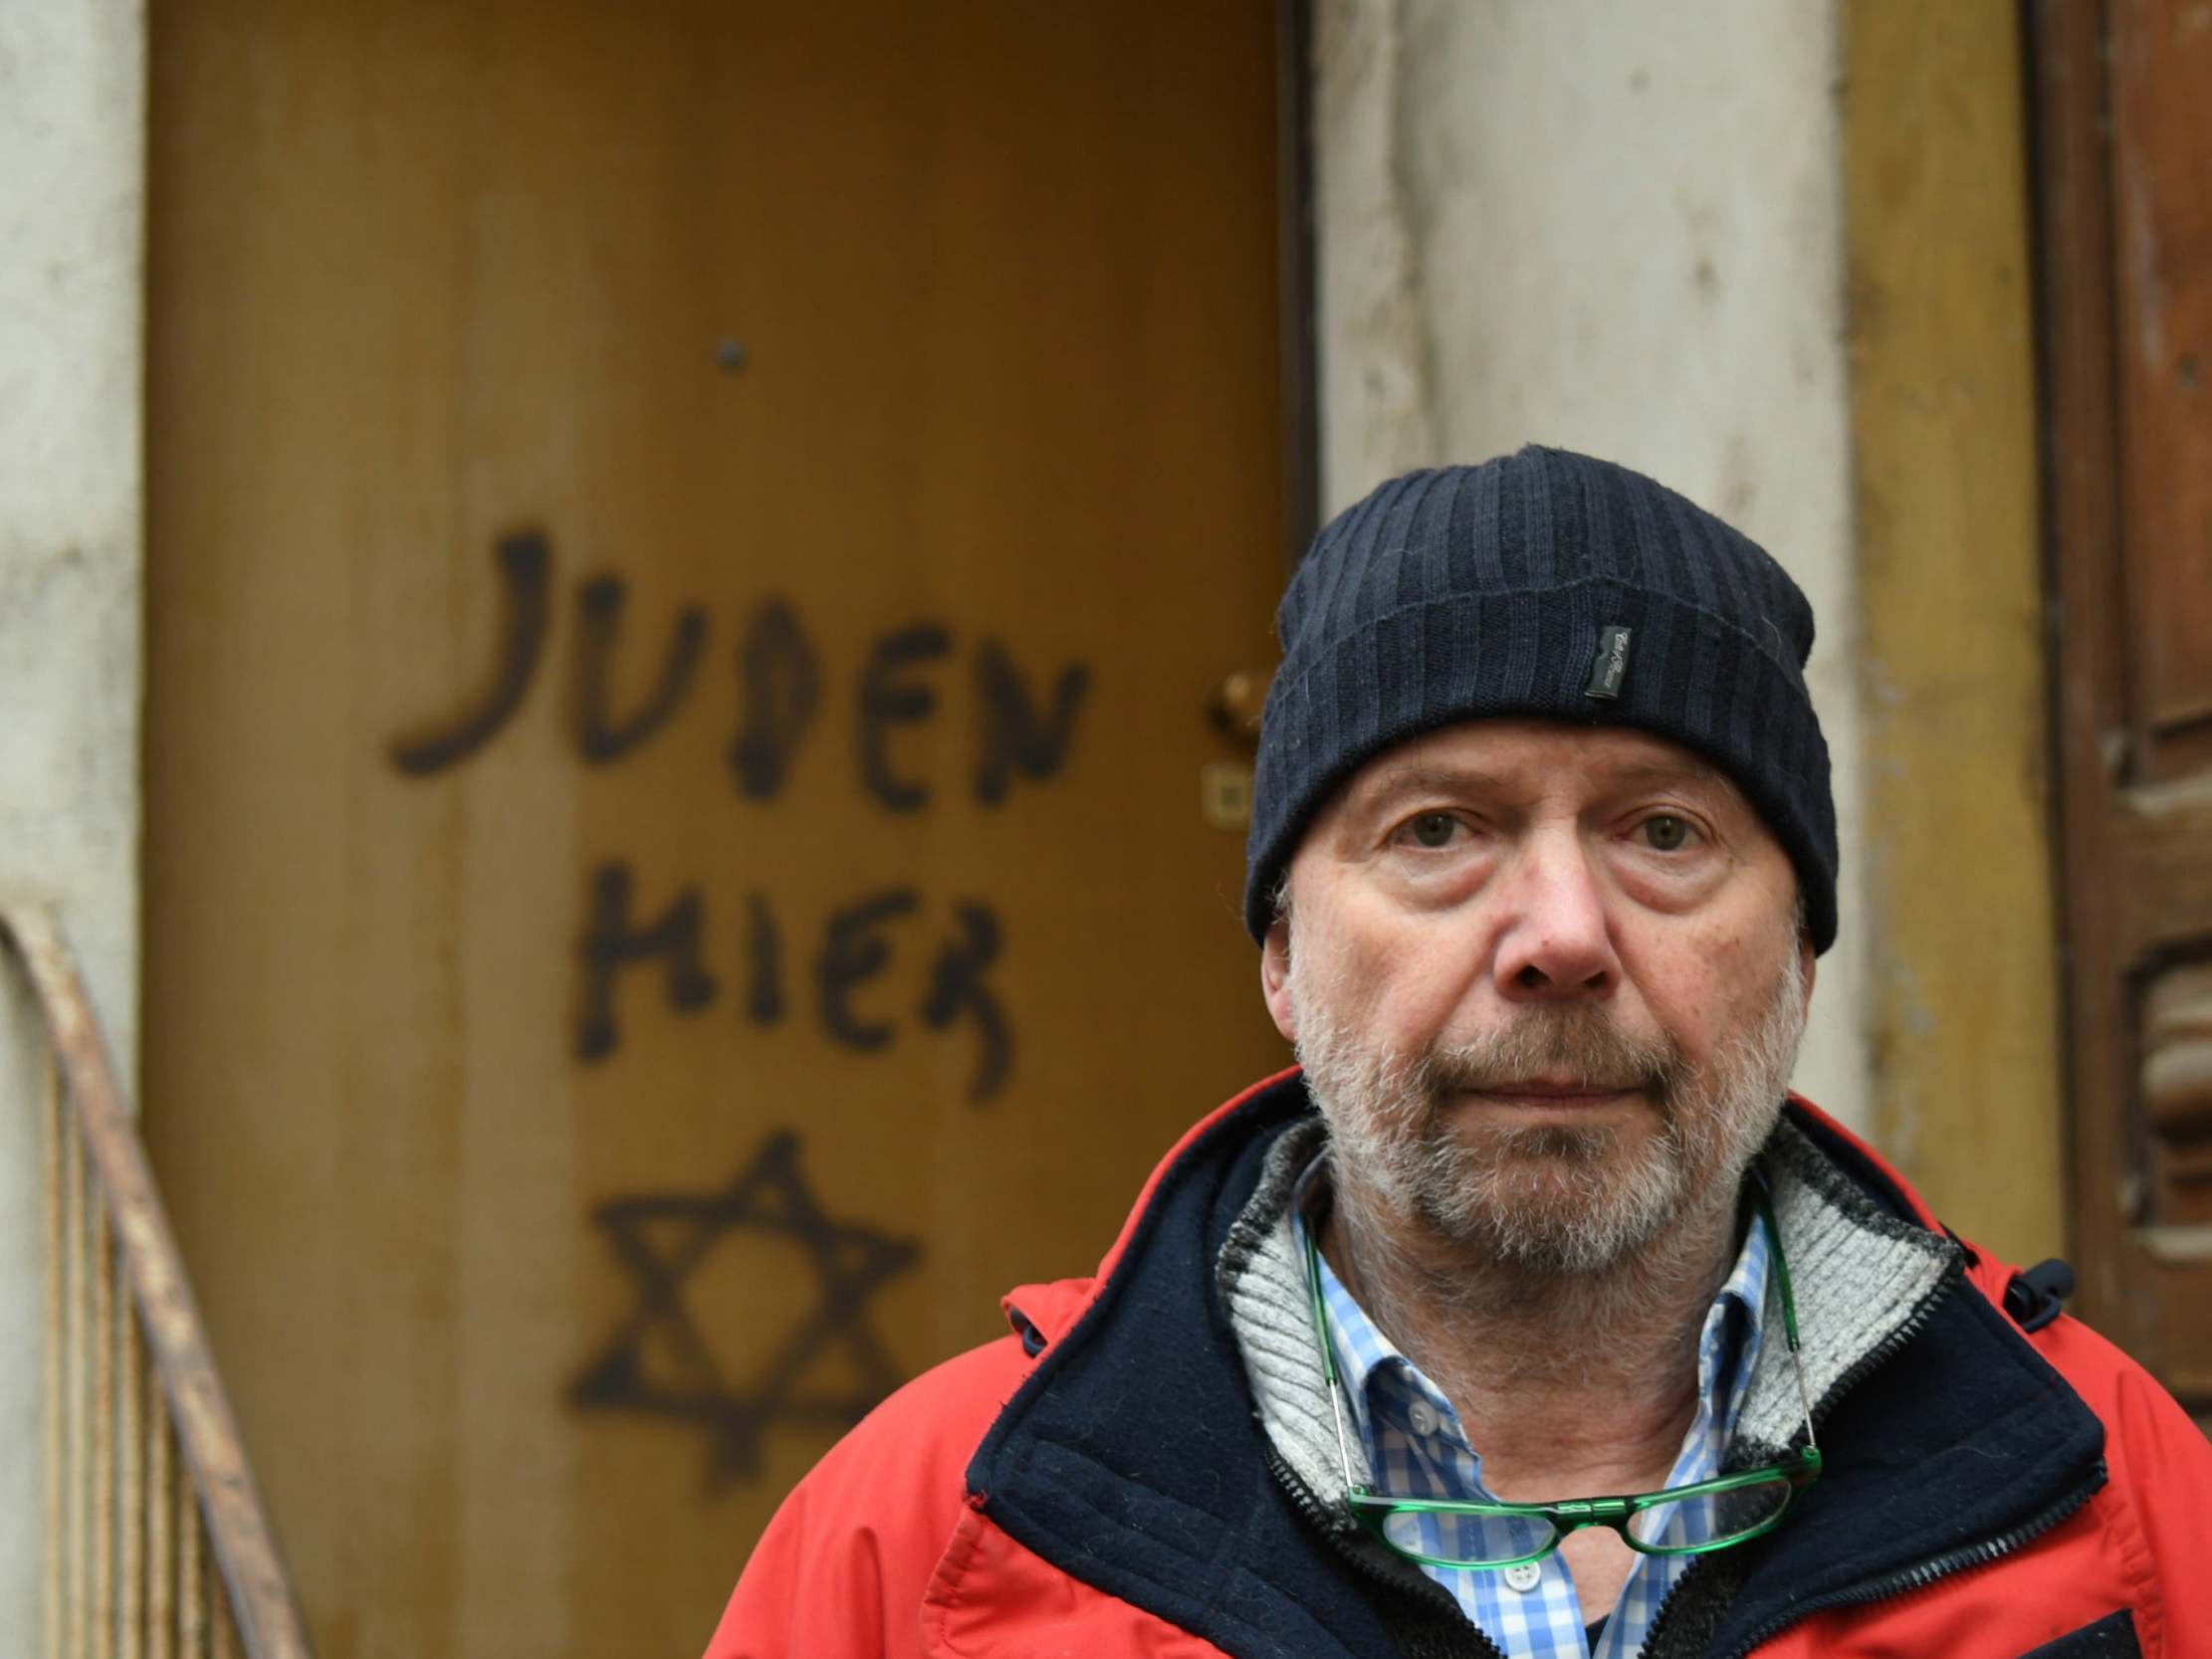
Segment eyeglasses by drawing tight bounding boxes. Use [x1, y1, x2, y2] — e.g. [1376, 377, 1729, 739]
[1303, 1180, 1823, 1572]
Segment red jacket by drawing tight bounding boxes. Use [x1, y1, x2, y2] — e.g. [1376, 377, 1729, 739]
[707, 1073, 2212, 1657]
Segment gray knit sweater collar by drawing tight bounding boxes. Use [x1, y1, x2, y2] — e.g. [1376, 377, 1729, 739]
[1216, 1115, 1961, 1515]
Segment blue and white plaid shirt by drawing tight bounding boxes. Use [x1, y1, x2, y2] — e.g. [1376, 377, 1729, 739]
[1293, 1172, 1771, 1659]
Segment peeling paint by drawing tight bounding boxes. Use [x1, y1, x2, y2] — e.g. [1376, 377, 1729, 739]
[1314, 0, 1439, 505]
[1315, 0, 1866, 1133]
[0, 0, 145, 1633]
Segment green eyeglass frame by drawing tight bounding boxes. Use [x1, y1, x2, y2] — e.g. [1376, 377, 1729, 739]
[1303, 1179, 1824, 1572]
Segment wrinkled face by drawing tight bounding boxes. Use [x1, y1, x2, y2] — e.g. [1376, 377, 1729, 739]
[1261, 719, 1814, 1275]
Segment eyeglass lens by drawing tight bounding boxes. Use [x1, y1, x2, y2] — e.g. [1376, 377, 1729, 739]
[1378, 1506, 1557, 1567]
[1627, 1474, 1793, 1552]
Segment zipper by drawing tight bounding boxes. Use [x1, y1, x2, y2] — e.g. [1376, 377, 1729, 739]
[1259, 1278, 1970, 1659]
[1713, 1462, 2105, 1658]
[1633, 1556, 1704, 1659]
[1262, 1441, 1509, 1659]
[1643, 1258, 2101, 1658]
[1799, 1260, 1956, 1429]
[1635, 1258, 1963, 1658]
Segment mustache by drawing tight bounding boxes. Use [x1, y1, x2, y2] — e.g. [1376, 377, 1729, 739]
[1411, 1008, 1683, 1101]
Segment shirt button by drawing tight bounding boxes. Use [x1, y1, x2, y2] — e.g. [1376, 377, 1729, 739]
[1405, 1399, 1439, 1437]
[1503, 1561, 1543, 1593]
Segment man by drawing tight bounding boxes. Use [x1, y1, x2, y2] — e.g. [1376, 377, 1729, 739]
[706, 449, 2210, 1657]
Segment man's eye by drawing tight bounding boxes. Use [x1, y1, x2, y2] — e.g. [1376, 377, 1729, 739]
[1642, 815, 1692, 852]
[1407, 812, 1458, 849]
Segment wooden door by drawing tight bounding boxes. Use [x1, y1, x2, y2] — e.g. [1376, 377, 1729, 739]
[142, 5, 1289, 1655]
[2034, 0, 2212, 1427]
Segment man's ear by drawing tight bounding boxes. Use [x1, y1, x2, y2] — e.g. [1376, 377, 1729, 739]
[1261, 918, 1298, 1044]
[1798, 933, 1817, 1018]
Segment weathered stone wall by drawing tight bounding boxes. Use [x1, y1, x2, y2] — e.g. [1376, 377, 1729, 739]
[0, 0, 144, 1634]
[1312, 0, 1868, 1131]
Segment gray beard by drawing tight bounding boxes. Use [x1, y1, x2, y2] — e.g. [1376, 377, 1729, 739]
[1291, 940, 1807, 1279]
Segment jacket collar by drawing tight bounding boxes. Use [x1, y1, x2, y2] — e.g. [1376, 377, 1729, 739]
[968, 1076, 2106, 1659]
[1221, 1109, 1960, 1499]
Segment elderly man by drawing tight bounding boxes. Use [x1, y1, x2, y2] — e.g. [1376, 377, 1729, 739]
[707, 451, 2209, 1658]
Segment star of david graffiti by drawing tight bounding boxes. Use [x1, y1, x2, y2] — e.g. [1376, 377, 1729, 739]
[569, 1129, 921, 1492]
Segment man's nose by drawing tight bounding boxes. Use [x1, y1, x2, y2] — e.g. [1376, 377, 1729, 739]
[1489, 837, 1621, 1002]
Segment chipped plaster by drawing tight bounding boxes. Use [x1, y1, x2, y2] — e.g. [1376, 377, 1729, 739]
[0, 0, 144, 1635]
[1313, 0, 1870, 1133]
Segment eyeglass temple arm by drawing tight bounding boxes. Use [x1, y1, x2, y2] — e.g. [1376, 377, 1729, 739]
[1752, 1174, 1819, 1456]
[1304, 1216, 1364, 1493]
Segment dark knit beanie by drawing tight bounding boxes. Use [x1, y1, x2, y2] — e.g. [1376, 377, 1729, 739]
[1242, 447, 1837, 953]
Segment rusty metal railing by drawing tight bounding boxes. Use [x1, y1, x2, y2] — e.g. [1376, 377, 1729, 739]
[4, 905, 313, 1659]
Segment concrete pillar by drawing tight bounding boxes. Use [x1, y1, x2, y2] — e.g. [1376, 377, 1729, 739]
[1312, 0, 1868, 1131]
[0, 0, 145, 1634]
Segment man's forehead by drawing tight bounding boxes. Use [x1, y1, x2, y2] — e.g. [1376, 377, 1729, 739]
[1334, 719, 1737, 815]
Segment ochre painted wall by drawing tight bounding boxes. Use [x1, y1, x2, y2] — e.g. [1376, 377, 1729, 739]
[1843, 0, 2066, 1265]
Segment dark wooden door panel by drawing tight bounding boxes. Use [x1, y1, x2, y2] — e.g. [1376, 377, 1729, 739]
[2109, 0, 2212, 765]
[2035, 0, 2212, 1422]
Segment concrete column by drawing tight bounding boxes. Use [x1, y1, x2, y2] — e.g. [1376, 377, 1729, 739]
[1312, 0, 1868, 1131]
[0, 0, 145, 1634]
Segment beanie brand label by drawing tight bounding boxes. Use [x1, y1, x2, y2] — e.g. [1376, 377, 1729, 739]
[1585, 626, 1632, 700]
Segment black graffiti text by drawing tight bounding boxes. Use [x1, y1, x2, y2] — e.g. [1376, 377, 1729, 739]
[575, 862, 1012, 1103]
[387, 530, 1091, 807]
